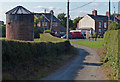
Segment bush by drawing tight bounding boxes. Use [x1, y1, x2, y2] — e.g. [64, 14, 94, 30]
[44, 30, 52, 33]
[103, 30, 119, 79]
[2, 40, 73, 69]
[34, 27, 43, 38]
[108, 21, 120, 30]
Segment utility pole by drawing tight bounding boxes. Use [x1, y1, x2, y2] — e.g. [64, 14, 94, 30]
[109, 0, 111, 21]
[50, 12, 53, 30]
[66, 0, 69, 39]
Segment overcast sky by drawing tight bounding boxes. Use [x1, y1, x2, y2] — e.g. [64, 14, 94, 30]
[0, 0, 119, 23]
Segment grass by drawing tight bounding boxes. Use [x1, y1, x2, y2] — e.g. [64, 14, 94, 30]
[0, 37, 6, 40]
[86, 38, 104, 41]
[72, 40, 104, 49]
[34, 33, 67, 43]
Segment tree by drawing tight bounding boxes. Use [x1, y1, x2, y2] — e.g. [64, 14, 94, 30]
[72, 17, 83, 30]
[57, 13, 67, 28]
[34, 15, 43, 38]
[0, 24, 6, 37]
[57, 13, 74, 30]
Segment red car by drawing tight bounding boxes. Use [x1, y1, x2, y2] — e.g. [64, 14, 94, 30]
[70, 31, 84, 39]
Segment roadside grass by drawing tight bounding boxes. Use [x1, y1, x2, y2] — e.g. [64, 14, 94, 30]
[0, 37, 6, 40]
[34, 33, 66, 43]
[86, 38, 104, 41]
[72, 40, 104, 49]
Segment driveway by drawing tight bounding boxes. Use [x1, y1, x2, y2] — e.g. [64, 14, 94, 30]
[41, 43, 106, 80]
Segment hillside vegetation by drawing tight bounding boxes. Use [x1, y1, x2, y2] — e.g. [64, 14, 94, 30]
[2, 33, 78, 80]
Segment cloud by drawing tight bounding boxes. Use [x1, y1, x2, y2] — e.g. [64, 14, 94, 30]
[35, 6, 57, 11]
[88, 3, 99, 7]
[35, 6, 62, 15]
[104, 3, 108, 6]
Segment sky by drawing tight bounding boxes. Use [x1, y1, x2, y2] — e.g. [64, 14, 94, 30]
[0, 0, 120, 23]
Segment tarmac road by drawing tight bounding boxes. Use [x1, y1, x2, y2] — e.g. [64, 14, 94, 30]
[41, 43, 106, 80]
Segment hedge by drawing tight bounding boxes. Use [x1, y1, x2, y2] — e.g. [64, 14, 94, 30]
[104, 30, 119, 79]
[2, 39, 73, 69]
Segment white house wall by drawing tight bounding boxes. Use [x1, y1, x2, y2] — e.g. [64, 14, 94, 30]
[79, 15, 95, 31]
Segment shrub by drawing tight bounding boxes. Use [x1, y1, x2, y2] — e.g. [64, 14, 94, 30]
[44, 30, 52, 33]
[103, 30, 119, 79]
[2, 40, 73, 69]
[108, 21, 120, 30]
[34, 27, 43, 38]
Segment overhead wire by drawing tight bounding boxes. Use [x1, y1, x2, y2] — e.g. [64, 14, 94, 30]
[69, 0, 96, 11]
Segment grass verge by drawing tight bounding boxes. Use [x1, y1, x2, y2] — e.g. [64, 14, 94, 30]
[34, 33, 66, 43]
[72, 40, 104, 49]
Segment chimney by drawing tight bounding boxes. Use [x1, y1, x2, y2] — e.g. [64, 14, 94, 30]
[92, 10, 97, 16]
[106, 12, 110, 17]
[44, 9, 46, 13]
[50, 10, 54, 15]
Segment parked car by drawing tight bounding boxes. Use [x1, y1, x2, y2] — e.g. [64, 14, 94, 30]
[61, 34, 72, 39]
[70, 31, 84, 39]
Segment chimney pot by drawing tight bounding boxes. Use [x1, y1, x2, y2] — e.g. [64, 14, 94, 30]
[50, 10, 54, 15]
[92, 10, 97, 16]
[106, 12, 110, 17]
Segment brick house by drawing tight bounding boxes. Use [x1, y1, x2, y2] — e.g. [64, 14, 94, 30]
[34, 10, 61, 32]
[77, 10, 119, 38]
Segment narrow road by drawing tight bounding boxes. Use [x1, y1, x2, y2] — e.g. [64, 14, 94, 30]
[41, 43, 106, 80]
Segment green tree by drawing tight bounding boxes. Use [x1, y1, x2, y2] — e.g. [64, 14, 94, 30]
[108, 21, 120, 30]
[72, 17, 83, 30]
[57, 13, 74, 30]
[34, 15, 43, 38]
[0, 24, 6, 37]
[57, 13, 67, 28]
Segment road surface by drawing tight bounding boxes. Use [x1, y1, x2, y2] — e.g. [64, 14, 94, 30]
[41, 43, 106, 80]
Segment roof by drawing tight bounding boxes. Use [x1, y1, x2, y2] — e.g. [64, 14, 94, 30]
[88, 14, 108, 22]
[88, 14, 120, 22]
[34, 13, 60, 22]
[6, 6, 32, 14]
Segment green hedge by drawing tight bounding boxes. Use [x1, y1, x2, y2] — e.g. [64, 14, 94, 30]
[2, 40, 73, 69]
[104, 30, 119, 79]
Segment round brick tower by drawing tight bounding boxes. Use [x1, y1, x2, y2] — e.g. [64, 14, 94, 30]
[6, 6, 34, 41]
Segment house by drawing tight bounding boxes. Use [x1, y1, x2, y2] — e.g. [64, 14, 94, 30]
[34, 10, 61, 33]
[77, 10, 119, 38]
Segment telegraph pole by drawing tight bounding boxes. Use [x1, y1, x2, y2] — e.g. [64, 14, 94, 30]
[109, 0, 111, 21]
[51, 13, 53, 30]
[66, 0, 69, 39]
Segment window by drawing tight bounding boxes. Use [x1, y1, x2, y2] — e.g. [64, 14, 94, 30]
[53, 22, 58, 26]
[99, 22, 101, 28]
[42, 22, 47, 26]
[104, 22, 107, 28]
[99, 29, 101, 34]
